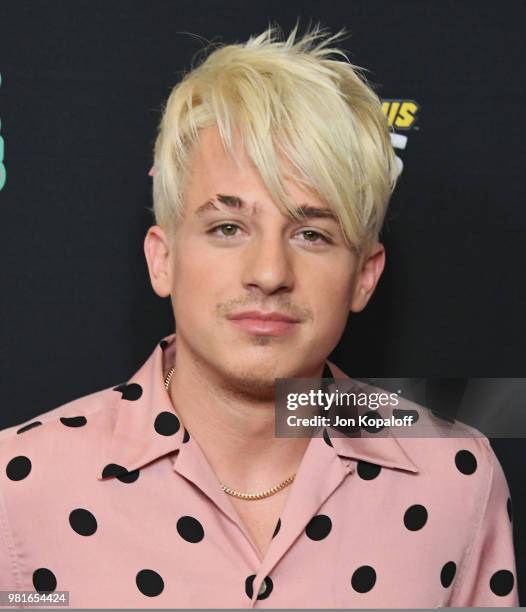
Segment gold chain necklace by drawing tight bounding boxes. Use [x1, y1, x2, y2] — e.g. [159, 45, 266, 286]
[163, 364, 296, 500]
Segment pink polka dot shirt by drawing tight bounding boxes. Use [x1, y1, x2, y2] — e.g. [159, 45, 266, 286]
[0, 334, 519, 607]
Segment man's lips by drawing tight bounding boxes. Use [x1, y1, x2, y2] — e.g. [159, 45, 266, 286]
[226, 311, 300, 336]
[227, 310, 299, 323]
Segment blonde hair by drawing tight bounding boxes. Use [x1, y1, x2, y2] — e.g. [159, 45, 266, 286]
[150, 21, 400, 255]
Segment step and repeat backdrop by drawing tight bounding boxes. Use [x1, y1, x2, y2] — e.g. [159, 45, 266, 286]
[0, 0, 524, 604]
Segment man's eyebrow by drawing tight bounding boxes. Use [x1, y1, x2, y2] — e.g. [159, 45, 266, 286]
[195, 194, 338, 221]
[195, 194, 251, 216]
[295, 205, 338, 220]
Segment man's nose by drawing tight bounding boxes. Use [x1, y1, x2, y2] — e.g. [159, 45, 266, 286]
[241, 234, 295, 295]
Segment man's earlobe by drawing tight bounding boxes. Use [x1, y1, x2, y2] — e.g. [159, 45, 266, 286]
[350, 286, 368, 313]
[350, 243, 386, 313]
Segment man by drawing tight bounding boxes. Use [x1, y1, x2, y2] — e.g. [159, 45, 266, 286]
[0, 23, 518, 608]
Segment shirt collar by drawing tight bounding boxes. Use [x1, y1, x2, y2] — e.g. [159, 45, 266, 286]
[321, 361, 419, 473]
[96, 333, 185, 480]
[97, 333, 419, 480]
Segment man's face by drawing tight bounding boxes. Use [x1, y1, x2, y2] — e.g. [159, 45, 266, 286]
[146, 126, 385, 399]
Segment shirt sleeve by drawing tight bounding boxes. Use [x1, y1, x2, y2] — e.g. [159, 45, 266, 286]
[448, 438, 519, 607]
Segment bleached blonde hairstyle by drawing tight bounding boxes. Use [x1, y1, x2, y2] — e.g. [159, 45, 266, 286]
[150, 21, 400, 256]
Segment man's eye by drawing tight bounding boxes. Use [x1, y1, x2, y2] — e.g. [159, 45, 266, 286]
[209, 223, 241, 237]
[298, 230, 330, 244]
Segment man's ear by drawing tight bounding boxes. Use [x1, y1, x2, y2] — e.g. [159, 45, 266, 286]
[350, 242, 386, 313]
[143, 225, 173, 298]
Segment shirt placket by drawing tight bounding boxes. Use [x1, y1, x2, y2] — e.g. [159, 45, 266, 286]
[171, 432, 352, 608]
[247, 436, 353, 608]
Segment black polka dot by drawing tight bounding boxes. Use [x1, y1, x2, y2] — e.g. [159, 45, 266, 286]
[136, 569, 164, 597]
[257, 577, 273, 599]
[118, 468, 140, 483]
[360, 410, 386, 433]
[440, 561, 456, 587]
[507, 497, 513, 523]
[159, 340, 168, 350]
[101, 463, 140, 483]
[60, 416, 87, 427]
[357, 461, 382, 480]
[305, 514, 332, 541]
[177, 516, 204, 543]
[113, 383, 143, 401]
[403, 504, 428, 531]
[33, 568, 57, 592]
[245, 574, 273, 600]
[455, 449, 477, 475]
[273, 518, 281, 538]
[393, 408, 419, 424]
[490, 569, 514, 596]
[351, 565, 376, 593]
[6, 456, 32, 481]
[245, 574, 256, 598]
[16, 421, 42, 434]
[154, 411, 180, 436]
[322, 428, 333, 447]
[69, 508, 98, 536]
[182, 428, 190, 443]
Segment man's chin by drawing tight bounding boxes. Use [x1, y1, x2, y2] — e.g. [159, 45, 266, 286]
[225, 375, 277, 401]
[218, 362, 290, 401]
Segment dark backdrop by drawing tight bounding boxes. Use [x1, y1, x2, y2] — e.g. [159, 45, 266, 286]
[0, 0, 524, 604]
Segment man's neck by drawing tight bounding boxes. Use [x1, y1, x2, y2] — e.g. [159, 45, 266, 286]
[167, 339, 320, 492]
